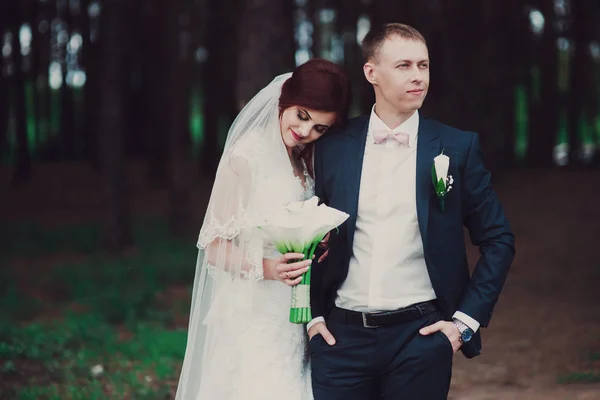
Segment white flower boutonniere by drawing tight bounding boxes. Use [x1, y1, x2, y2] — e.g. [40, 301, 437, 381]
[431, 151, 453, 212]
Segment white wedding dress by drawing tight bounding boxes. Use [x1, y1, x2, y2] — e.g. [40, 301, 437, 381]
[175, 125, 315, 400]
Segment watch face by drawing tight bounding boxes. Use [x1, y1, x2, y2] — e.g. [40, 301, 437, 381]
[461, 329, 474, 342]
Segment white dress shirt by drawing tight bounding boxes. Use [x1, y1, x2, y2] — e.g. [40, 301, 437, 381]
[308, 107, 479, 333]
[336, 108, 436, 312]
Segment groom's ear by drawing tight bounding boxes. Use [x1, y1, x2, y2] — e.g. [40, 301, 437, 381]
[363, 62, 377, 85]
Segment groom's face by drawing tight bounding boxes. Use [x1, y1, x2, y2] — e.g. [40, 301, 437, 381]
[365, 35, 430, 114]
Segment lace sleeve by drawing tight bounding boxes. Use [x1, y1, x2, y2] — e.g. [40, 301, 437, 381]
[197, 148, 264, 281]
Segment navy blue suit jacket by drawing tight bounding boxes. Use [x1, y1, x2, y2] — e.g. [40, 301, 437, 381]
[311, 115, 515, 358]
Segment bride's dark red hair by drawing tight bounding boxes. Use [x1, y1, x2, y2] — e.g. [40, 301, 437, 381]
[278, 58, 351, 177]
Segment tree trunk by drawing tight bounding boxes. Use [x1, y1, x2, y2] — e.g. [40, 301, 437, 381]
[26, 0, 39, 156]
[568, 0, 596, 165]
[81, 0, 102, 170]
[0, 2, 9, 160]
[0, 76, 7, 163]
[166, 0, 193, 237]
[528, 0, 560, 167]
[201, 0, 242, 176]
[236, 0, 295, 107]
[368, 0, 418, 26]
[334, 0, 367, 116]
[58, 0, 75, 159]
[590, 0, 600, 165]
[310, 0, 324, 59]
[98, 0, 132, 252]
[144, 0, 169, 186]
[12, 1, 31, 185]
[122, 2, 145, 159]
[477, 0, 524, 171]
[505, 1, 532, 167]
[33, 0, 52, 160]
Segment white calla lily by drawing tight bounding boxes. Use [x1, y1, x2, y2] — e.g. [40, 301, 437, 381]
[258, 196, 349, 323]
[431, 151, 453, 213]
[259, 196, 349, 257]
[433, 153, 450, 188]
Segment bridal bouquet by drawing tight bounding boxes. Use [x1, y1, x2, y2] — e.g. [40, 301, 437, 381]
[259, 196, 349, 323]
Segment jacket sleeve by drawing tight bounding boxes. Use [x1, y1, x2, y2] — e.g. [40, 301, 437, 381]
[458, 133, 515, 327]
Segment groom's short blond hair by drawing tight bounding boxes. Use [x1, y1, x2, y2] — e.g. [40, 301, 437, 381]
[362, 23, 427, 64]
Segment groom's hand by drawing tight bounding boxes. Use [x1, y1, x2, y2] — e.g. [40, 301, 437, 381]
[317, 233, 330, 263]
[419, 321, 461, 353]
[308, 322, 336, 346]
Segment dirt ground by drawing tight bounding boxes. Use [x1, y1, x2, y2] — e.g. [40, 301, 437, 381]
[448, 167, 600, 400]
[1, 162, 599, 400]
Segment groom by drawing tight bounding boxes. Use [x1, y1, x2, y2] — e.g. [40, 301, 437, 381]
[308, 23, 515, 399]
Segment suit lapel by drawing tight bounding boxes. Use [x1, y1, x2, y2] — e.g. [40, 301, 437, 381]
[343, 117, 369, 250]
[416, 117, 440, 248]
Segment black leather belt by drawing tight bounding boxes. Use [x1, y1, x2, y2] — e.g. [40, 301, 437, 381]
[328, 300, 438, 328]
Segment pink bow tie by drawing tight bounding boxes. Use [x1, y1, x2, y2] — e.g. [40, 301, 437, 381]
[372, 129, 410, 146]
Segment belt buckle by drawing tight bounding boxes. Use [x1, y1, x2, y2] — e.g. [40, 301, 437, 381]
[362, 313, 379, 328]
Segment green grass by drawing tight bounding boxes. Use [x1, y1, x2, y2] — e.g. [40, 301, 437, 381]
[557, 372, 600, 385]
[0, 218, 196, 399]
[556, 349, 600, 386]
[587, 351, 600, 362]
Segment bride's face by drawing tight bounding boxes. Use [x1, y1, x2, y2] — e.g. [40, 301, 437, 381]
[280, 106, 337, 149]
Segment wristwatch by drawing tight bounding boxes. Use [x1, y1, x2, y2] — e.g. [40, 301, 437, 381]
[452, 318, 474, 343]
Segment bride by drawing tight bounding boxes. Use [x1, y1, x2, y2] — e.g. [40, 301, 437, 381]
[175, 59, 351, 400]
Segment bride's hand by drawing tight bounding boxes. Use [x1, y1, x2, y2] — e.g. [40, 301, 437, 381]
[264, 253, 312, 286]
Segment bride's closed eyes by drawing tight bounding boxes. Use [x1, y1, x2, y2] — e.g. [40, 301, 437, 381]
[297, 110, 309, 121]
[297, 109, 330, 134]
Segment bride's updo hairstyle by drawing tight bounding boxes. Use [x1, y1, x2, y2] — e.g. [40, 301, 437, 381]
[278, 58, 351, 177]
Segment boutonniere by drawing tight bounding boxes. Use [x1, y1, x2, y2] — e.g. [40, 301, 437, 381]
[431, 150, 453, 212]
